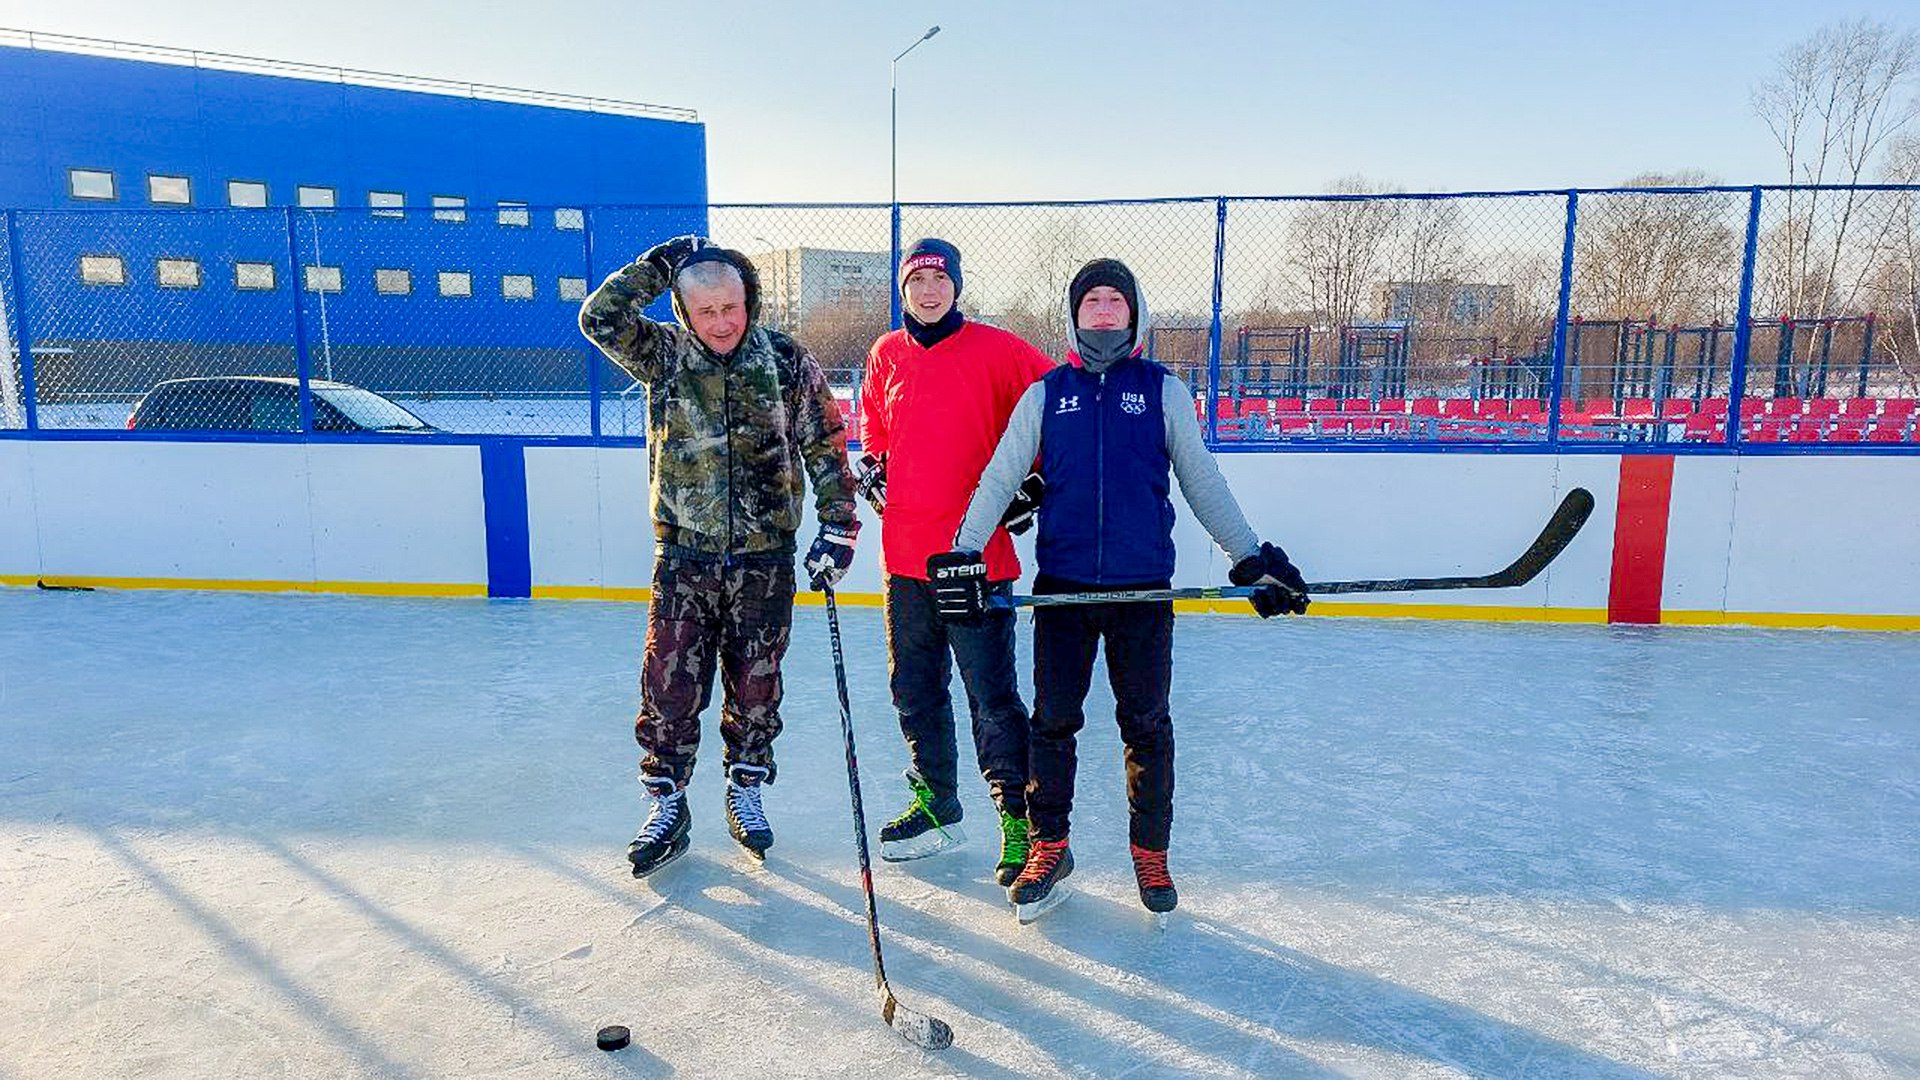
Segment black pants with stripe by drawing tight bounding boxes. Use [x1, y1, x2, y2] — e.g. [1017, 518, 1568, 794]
[1026, 575, 1175, 851]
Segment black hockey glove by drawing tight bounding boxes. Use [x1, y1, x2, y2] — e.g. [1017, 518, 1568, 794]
[853, 452, 887, 516]
[1228, 541, 1310, 618]
[998, 471, 1045, 535]
[640, 234, 711, 279]
[804, 522, 858, 590]
[927, 549, 990, 623]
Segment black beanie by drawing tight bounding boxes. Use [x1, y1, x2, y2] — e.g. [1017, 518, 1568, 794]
[900, 238, 963, 299]
[1068, 258, 1137, 329]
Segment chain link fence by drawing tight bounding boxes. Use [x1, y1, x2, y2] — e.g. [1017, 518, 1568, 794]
[3, 187, 1917, 446]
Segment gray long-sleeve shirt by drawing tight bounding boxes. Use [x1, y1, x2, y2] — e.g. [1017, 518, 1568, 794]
[953, 373, 1262, 564]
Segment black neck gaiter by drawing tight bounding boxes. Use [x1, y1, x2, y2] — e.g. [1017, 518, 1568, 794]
[905, 307, 965, 349]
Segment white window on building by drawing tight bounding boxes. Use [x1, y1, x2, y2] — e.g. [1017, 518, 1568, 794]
[79, 254, 126, 285]
[235, 262, 277, 290]
[555, 207, 584, 231]
[438, 271, 472, 298]
[497, 201, 529, 227]
[502, 274, 534, 300]
[298, 185, 336, 209]
[375, 268, 413, 295]
[370, 191, 405, 219]
[157, 258, 202, 289]
[558, 276, 588, 302]
[148, 175, 192, 205]
[433, 195, 467, 223]
[305, 265, 344, 293]
[68, 169, 115, 201]
[227, 180, 269, 208]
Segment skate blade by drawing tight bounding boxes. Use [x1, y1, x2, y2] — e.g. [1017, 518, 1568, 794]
[628, 838, 690, 879]
[879, 825, 967, 862]
[1014, 885, 1071, 924]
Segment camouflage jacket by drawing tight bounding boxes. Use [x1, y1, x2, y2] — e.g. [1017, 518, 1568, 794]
[579, 252, 859, 557]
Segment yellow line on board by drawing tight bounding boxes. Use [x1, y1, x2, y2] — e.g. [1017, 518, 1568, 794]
[10, 575, 486, 598]
[1662, 609, 1920, 632]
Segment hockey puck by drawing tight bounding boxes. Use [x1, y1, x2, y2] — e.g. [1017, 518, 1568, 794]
[595, 1025, 631, 1051]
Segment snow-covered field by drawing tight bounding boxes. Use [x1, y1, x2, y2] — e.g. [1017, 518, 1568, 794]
[3, 587, 1916, 1078]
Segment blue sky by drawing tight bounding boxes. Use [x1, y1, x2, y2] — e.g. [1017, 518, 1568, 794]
[2, 0, 1914, 202]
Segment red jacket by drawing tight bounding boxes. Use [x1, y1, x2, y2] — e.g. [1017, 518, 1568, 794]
[861, 321, 1054, 581]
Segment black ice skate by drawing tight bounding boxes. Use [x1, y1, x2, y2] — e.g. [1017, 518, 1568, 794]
[1131, 843, 1178, 917]
[878, 769, 966, 862]
[725, 764, 774, 859]
[1009, 837, 1074, 924]
[628, 777, 690, 878]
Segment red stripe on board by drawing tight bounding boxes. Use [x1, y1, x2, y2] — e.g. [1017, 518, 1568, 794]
[1607, 456, 1676, 624]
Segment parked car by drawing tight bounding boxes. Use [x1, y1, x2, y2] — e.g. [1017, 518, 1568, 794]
[126, 376, 436, 433]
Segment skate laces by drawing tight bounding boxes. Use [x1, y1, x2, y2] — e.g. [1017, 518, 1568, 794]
[727, 769, 769, 833]
[998, 812, 1030, 865]
[1130, 844, 1173, 890]
[1015, 838, 1069, 885]
[888, 772, 950, 835]
[638, 783, 684, 843]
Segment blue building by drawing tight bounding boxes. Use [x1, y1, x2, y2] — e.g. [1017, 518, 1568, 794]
[0, 32, 707, 403]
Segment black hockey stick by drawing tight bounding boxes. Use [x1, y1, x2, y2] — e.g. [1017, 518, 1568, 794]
[1005, 487, 1594, 608]
[821, 587, 955, 1052]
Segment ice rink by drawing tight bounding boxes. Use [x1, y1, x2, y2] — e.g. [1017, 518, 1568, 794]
[3, 586, 1916, 1079]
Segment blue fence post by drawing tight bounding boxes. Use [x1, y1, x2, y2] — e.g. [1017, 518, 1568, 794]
[1, 211, 39, 432]
[283, 209, 316, 433]
[1727, 186, 1763, 448]
[1545, 191, 1578, 446]
[584, 206, 601, 439]
[1205, 197, 1228, 446]
[888, 202, 903, 331]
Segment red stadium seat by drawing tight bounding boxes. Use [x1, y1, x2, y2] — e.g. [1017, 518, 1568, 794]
[1681, 414, 1722, 442]
[1803, 398, 1839, 419]
[1377, 398, 1408, 415]
[1827, 419, 1868, 442]
[1840, 397, 1877, 418]
[1621, 398, 1656, 419]
[1699, 397, 1729, 417]
[1510, 397, 1544, 417]
[1441, 399, 1476, 419]
[1739, 397, 1768, 420]
[1411, 398, 1443, 417]
[1661, 399, 1694, 419]
[1477, 399, 1511, 420]
[1745, 420, 1785, 443]
[1307, 398, 1341, 414]
[1765, 397, 1805, 418]
[1342, 397, 1373, 413]
[1867, 420, 1907, 443]
[1882, 399, 1918, 421]
[1787, 421, 1824, 443]
[1273, 397, 1305, 414]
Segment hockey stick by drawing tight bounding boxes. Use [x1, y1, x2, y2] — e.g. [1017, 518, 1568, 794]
[821, 587, 955, 1052]
[1004, 486, 1594, 608]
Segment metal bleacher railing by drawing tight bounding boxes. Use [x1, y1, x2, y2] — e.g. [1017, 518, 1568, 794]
[2, 185, 1917, 450]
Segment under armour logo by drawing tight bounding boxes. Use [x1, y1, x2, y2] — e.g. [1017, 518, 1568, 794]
[1055, 395, 1081, 414]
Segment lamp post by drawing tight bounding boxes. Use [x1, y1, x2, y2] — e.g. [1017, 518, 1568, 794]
[890, 24, 940, 330]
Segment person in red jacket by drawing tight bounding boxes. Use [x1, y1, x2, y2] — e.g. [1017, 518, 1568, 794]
[858, 238, 1054, 884]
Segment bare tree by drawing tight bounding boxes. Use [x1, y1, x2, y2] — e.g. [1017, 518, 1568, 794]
[1574, 173, 1741, 323]
[1866, 135, 1920, 394]
[1278, 175, 1403, 333]
[1753, 19, 1920, 316]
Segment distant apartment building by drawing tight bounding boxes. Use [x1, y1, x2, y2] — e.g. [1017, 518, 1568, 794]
[1378, 281, 1513, 328]
[751, 247, 890, 329]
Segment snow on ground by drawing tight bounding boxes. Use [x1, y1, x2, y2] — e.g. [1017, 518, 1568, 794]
[3, 587, 1916, 1079]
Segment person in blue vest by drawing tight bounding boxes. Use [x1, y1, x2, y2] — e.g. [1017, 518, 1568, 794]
[929, 257, 1309, 920]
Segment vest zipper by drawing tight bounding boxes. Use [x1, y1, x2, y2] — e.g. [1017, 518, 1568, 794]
[1094, 371, 1105, 584]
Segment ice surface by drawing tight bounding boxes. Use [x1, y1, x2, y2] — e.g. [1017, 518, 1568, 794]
[3, 588, 1916, 1078]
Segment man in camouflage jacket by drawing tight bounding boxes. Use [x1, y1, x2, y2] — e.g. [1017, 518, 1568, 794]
[580, 235, 861, 874]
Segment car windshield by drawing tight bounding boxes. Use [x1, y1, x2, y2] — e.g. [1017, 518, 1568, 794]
[312, 386, 430, 431]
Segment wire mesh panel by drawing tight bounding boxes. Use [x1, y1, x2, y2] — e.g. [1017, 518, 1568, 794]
[1222, 193, 1566, 443]
[295, 202, 613, 436]
[14, 208, 297, 430]
[1752, 187, 1920, 444]
[1565, 189, 1747, 446]
[900, 199, 1220, 406]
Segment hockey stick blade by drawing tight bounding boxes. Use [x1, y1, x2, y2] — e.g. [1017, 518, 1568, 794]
[1003, 487, 1594, 607]
[883, 989, 955, 1051]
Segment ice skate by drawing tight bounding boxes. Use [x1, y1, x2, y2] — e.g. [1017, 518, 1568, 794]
[1131, 842, 1178, 918]
[725, 763, 773, 859]
[1010, 837, 1073, 924]
[994, 809, 1030, 887]
[878, 769, 966, 861]
[628, 777, 690, 878]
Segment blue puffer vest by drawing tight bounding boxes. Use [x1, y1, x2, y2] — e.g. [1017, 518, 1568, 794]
[1035, 356, 1176, 585]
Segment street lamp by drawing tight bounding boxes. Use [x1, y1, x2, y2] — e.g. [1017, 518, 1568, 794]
[890, 24, 940, 329]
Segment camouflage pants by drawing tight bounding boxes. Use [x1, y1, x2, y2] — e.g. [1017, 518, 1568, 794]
[637, 553, 795, 787]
